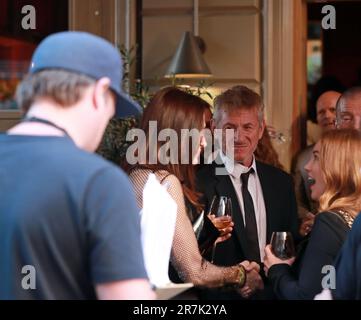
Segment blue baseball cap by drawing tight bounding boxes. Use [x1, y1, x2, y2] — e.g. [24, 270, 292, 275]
[29, 31, 142, 118]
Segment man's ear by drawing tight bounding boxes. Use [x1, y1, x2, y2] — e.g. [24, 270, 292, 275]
[92, 77, 111, 110]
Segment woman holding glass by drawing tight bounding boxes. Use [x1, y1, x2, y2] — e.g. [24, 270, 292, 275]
[127, 87, 263, 295]
[263, 129, 361, 299]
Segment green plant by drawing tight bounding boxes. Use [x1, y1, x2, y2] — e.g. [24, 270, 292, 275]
[168, 76, 214, 101]
[96, 116, 138, 165]
[97, 45, 149, 165]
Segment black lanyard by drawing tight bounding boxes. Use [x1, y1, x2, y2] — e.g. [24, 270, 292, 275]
[22, 116, 71, 140]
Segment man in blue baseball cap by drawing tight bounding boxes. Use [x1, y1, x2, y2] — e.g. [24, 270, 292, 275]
[0, 31, 154, 300]
[29, 31, 142, 118]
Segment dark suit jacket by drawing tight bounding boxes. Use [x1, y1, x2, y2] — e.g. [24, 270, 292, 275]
[197, 160, 299, 266]
[269, 211, 350, 300]
[196, 160, 299, 299]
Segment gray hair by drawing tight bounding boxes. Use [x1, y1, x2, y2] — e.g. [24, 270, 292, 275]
[213, 85, 264, 125]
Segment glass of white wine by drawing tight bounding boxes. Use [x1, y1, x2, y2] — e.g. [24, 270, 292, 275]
[208, 196, 233, 262]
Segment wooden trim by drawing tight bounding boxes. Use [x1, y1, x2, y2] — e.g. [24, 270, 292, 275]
[136, 0, 143, 79]
[307, 0, 346, 2]
[114, 0, 120, 46]
[292, 0, 307, 155]
[199, 6, 260, 17]
[0, 110, 22, 131]
[68, 0, 116, 43]
[141, 7, 192, 17]
[142, 5, 260, 17]
[262, 0, 299, 171]
[143, 78, 261, 86]
[0, 110, 23, 119]
[262, 0, 307, 171]
[68, 0, 75, 29]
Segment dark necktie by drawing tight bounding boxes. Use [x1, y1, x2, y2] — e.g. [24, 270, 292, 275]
[241, 168, 261, 262]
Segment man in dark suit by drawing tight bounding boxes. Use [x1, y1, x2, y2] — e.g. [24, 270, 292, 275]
[197, 85, 299, 299]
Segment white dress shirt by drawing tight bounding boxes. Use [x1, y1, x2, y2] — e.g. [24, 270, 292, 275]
[220, 153, 267, 262]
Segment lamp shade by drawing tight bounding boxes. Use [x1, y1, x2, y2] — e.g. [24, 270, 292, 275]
[165, 31, 212, 78]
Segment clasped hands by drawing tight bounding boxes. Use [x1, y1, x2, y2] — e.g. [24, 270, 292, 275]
[238, 260, 264, 298]
[208, 215, 264, 298]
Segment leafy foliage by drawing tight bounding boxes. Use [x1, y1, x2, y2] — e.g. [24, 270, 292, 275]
[97, 116, 138, 165]
[168, 76, 214, 101]
[97, 45, 148, 165]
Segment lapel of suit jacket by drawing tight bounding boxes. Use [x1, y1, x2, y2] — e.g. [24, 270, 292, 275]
[255, 161, 273, 242]
[211, 160, 250, 257]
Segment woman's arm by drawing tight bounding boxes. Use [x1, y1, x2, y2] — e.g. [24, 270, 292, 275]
[163, 175, 262, 291]
[266, 212, 348, 300]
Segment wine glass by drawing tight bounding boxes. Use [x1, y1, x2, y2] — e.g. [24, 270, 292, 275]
[210, 196, 232, 223]
[270, 232, 296, 260]
[208, 196, 233, 262]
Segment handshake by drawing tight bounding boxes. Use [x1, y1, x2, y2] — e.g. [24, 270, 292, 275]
[238, 260, 264, 298]
[208, 214, 264, 298]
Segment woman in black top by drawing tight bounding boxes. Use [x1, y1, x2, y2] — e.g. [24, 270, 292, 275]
[263, 129, 361, 299]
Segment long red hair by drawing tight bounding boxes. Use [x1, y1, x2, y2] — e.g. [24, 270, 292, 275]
[127, 86, 209, 212]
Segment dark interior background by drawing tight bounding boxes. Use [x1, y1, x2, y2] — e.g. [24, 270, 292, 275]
[0, 0, 68, 61]
[307, 1, 361, 121]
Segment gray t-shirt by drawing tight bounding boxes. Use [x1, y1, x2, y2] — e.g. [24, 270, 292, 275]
[0, 134, 147, 299]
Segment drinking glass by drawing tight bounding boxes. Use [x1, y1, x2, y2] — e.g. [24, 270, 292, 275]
[270, 232, 296, 260]
[208, 196, 233, 262]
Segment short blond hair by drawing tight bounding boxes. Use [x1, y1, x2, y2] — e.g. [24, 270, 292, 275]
[319, 129, 361, 217]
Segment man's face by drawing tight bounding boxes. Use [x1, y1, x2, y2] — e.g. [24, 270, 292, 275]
[316, 92, 339, 132]
[338, 94, 361, 131]
[214, 107, 264, 167]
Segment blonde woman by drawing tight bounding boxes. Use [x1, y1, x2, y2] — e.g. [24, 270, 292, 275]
[263, 129, 361, 299]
